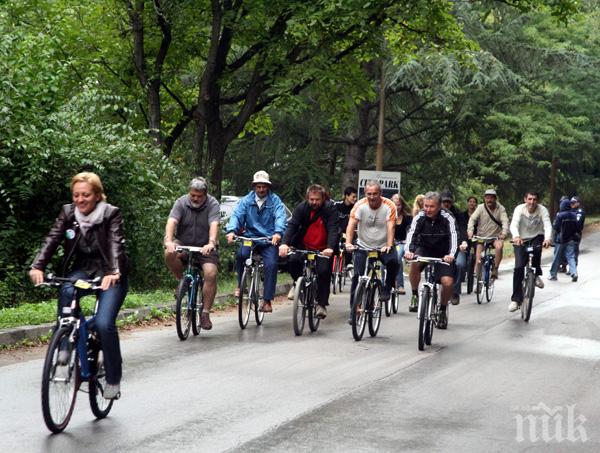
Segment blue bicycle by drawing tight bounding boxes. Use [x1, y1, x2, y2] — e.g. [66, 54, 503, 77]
[473, 236, 498, 304]
[175, 245, 205, 340]
[40, 275, 115, 433]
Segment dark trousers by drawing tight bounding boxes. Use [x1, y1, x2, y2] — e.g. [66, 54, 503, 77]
[236, 244, 279, 301]
[349, 249, 398, 307]
[59, 270, 128, 385]
[287, 253, 331, 306]
[453, 250, 467, 295]
[511, 235, 543, 303]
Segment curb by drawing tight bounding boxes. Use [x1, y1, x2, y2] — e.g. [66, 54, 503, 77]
[0, 282, 293, 347]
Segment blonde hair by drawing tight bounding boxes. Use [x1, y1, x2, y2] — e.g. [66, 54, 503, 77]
[412, 194, 424, 216]
[71, 172, 107, 201]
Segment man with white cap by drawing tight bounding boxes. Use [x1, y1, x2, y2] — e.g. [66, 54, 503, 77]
[226, 171, 287, 313]
[467, 188, 509, 279]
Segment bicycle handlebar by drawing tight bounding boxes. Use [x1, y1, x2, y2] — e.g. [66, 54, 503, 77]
[287, 249, 331, 259]
[175, 245, 204, 253]
[406, 256, 450, 266]
[40, 274, 103, 290]
[234, 235, 272, 243]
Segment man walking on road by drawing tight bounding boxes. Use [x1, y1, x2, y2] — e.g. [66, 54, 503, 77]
[509, 190, 551, 312]
[164, 177, 220, 330]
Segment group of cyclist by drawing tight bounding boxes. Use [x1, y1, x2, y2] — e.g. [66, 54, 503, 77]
[28, 169, 585, 401]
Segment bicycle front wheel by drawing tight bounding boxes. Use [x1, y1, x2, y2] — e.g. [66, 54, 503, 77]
[41, 326, 79, 433]
[254, 268, 265, 325]
[292, 277, 306, 336]
[485, 274, 495, 303]
[238, 268, 252, 329]
[88, 340, 114, 419]
[351, 282, 367, 341]
[418, 286, 430, 351]
[192, 281, 203, 336]
[522, 272, 535, 322]
[307, 282, 320, 333]
[475, 263, 484, 304]
[331, 256, 338, 295]
[368, 282, 382, 337]
[175, 278, 193, 340]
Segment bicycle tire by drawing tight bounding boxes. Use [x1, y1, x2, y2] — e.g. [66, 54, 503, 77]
[254, 267, 265, 325]
[392, 290, 399, 314]
[331, 256, 338, 295]
[307, 281, 320, 332]
[368, 282, 382, 337]
[475, 262, 484, 304]
[41, 326, 79, 433]
[418, 286, 430, 351]
[175, 278, 193, 340]
[238, 267, 252, 329]
[485, 273, 495, 303]
[192, 280, 202, 336]
[384, 284, 392, 317]
[292, 277, 306, 336]
[351, 282, 367, 341]
[466, 252, 475, 294]
[522, 272, 535, 322]
[88, 340, 114, 419]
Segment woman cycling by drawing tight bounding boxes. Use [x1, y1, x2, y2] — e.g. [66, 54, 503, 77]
[29, 172, 128, 399]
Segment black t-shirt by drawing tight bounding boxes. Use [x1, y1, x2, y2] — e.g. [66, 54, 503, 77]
[394, 215, 413, 242]
[336, 201, 354, 234]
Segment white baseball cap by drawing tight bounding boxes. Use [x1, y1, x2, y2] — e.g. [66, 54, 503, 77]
[252, 170, 271, 185]
[484, 189, 497, 196]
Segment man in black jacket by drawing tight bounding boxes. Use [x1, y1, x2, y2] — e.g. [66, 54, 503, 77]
[279, 185, 339, 318]
[404, 191, 458, 329]
[441, 192, 469, 305]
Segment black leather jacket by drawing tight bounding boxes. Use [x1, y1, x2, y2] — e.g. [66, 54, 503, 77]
[31, 203, 128, 277]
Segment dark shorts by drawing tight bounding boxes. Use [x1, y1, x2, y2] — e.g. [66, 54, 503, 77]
[413, 247, 455, 281]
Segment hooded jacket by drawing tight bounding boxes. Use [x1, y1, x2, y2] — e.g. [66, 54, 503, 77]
[553, 199, 579, 244]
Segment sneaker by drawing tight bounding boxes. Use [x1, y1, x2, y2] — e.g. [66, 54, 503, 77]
[558, 264, 567, 273]
[535, 276, 544, 289]
[572, 274, 578, 282]
[397, 287, 406, 295]
[451, 294, 460, 305]
[380, 288, 391, 302]
[103, 383, 121, 400]
[287, 284, 295, 300]
[548, 275, 557, 281]
[315, 305, 327, 319]
[508, 301, 519, 312]
[200, 312, 213, 330]
[260, 301, 273, 313]
[409, 295, 418, 312]
[437, 311, 448, 329]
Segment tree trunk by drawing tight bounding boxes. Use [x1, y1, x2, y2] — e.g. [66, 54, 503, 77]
[341, 100, 373, 190]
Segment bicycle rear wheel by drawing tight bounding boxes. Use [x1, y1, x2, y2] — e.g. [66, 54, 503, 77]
[254, 268, 265, 325]
[292, 277, 306, 336]
[41, 326, 79, 433]
[351, 282, 367, 341]
[88, 339, 114, 419]
[475, 263, 484, 304]
[521, 272, 535, 322]
[175, 278, 193, 340]
[485, 274, 495, 303]
[418, 286, 430, 351]
[331, 256, 338, 295]
[238, 268, 252, 329]
[392, 290, 399, 314]
[466, 252, 475, 294]
[384, 285, 392, 318]
[368, 282, 382, 337]
[192, 281, 203, 336]
[307, 283, 320, 332]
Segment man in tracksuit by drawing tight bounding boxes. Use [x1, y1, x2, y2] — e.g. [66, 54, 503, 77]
[549, 199, 579, 282]
[404, 191, 458, 329]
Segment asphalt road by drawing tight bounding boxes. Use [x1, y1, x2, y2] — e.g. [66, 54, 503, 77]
[1, 232, 599, 452]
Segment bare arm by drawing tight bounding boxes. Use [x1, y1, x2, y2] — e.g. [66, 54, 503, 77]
[164, 218, 178, 253]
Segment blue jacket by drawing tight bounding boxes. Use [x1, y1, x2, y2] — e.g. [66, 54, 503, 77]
[553, 200, 578, 243]
[226, 191, 287, 238]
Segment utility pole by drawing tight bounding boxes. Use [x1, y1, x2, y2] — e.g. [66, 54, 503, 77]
[375, 59, 385, 171]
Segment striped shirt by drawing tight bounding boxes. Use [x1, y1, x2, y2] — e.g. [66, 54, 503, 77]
[350, 197, 396, 248]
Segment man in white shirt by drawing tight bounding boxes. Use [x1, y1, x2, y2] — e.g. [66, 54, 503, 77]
[508, 190, 552, 312]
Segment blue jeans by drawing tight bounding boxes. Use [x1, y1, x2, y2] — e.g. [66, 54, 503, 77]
[349, 249, 398, 307]
[550, 240, 578, 278]
[236, 244, 279, 301]
[59, 270, 128, 385]
[453, 251, 467, 295]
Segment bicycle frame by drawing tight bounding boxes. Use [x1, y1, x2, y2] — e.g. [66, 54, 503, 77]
[176, 246, 205, 315]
